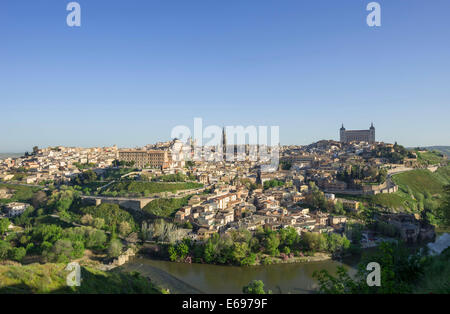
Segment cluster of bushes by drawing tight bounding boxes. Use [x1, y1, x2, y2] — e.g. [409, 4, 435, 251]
[101, 167, 137, 181]
[371, 143, 411, 164]
[151, 173, 196, 182]
[0, 223, 109, 264]
[314, 242, 450, 294]
[77, 203, 136, 235]
[301, 232, 350, 254]
[0, 263, 163, 294]
[166, 227, 350, 266]
[263, 179, 284, 190]
[72, 170, 97, 186]
[0, 187, 138, 265]
[0, 240, 27, 262]
[337, 165, 387, 185]
[279, 160, 292, 171]
[0, 183, 41, 205]
[373, 221, 399, 238]
[26, 224, 108, 263]
[73, 162, 96, 170]
[142, 197, 190, 218]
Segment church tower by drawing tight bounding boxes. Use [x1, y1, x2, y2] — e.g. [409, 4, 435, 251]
[340, 124, 346, 143]
[369, 122, 375, 143]
[222, 127, 227, 159]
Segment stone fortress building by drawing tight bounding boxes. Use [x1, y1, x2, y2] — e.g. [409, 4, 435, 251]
[340, 123, 375, 144]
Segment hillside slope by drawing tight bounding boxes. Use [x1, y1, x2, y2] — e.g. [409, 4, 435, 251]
[0, 263, 163, 294]
[367, 166, 450, 212]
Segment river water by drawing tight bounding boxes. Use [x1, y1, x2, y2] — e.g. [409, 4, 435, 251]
[122, 257, 356, 294]
[122, 233, 450, 294]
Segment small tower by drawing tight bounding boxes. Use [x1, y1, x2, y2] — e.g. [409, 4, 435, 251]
[369, 122, 375, 143]
[222, 127, 227, 159]
[340, 124, 346, 143]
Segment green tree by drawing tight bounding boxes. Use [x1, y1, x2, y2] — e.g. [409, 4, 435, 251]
[334, 201, 345, 215]
[203, 240, 215, 263]
[263, 232, 280, 256]
[119, 221, 132, 236]
[437, 185, 450, 226]
[243, 280, 271, 294]
[313, 242, 424, 294]
[176, 241, 189, 260]
[46, 239, 74, 263]
[48, 188, 76, 213]
[10, 247, 27, 262]
[0, 218, 11, 235]
[0, 240, 12, 260]
[168, 245, 178, 261]
[93, 217, 105, 230]
[108, 239, 123, 258]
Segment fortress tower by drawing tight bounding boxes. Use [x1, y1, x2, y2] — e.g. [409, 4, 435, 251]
[340, 123, 375, 144]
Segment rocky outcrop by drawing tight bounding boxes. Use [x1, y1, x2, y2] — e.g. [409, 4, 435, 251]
[378, 213, 436, 243]
[98, 246, 137, 271]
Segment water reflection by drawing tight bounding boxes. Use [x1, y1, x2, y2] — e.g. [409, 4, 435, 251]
[427, 233, 450, 255]
[123, 257, 356, 294]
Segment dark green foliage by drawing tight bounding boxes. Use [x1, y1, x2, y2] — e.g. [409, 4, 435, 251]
[372, 143, 410, 164]
[0, 183, 41, 205]
[73, 162, 96, 170]
[263, 179, 284, 190]
[79, 203, 136, 233]
[0, 218, 10, 235]
[243, 280, 271, 294]
[0, 263, 162, 294]
[313, 242, 427, 294]
[102, 181, 203, 197]
[169, 227, 347, 266]
[437, 185, 450, 226]
[142, 197, 190, 218]
[337, 165, 387, 185]
[152, 173, 193, 182]
[279, 161, 292, 170]
[72, 170, 98, 186]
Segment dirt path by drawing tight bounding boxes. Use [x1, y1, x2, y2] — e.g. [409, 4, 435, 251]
[120, 262, 204, 294]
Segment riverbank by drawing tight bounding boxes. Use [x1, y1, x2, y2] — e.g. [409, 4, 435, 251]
[121, 255, 355, 294]
[118, 261, 204, 294]
[244, 252, 332, 265]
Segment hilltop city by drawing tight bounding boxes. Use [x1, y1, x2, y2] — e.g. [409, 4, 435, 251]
[0, 124, 449, 293]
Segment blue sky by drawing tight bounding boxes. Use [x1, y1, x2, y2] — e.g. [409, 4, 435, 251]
[1, 0, 449, 152]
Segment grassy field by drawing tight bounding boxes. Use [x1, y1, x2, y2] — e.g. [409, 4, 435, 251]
[393, 168, 448, 196]
[418, 146, 450, 158]
[414, 247, 450, 294]
[142, 196, 191, 218]
[340, 166, 450, 212]
[416, 150, 446, 166]
[0, 183, 41, 205]
[102, 181, 203, 196]
[0, 263, 163, 294]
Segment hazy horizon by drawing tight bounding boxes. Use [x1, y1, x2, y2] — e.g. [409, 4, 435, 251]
[1, 1, 449, 152]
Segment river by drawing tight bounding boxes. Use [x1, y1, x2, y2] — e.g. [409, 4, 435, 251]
[121, 257, 357, 294]
[121, 233, 450, 294]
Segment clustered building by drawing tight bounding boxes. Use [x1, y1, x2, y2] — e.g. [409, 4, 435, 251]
[340, 123, 376, 144]
[0, 146, 119, 184]
[118, 149, 171, 169]
[1, 123, 441, 245]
